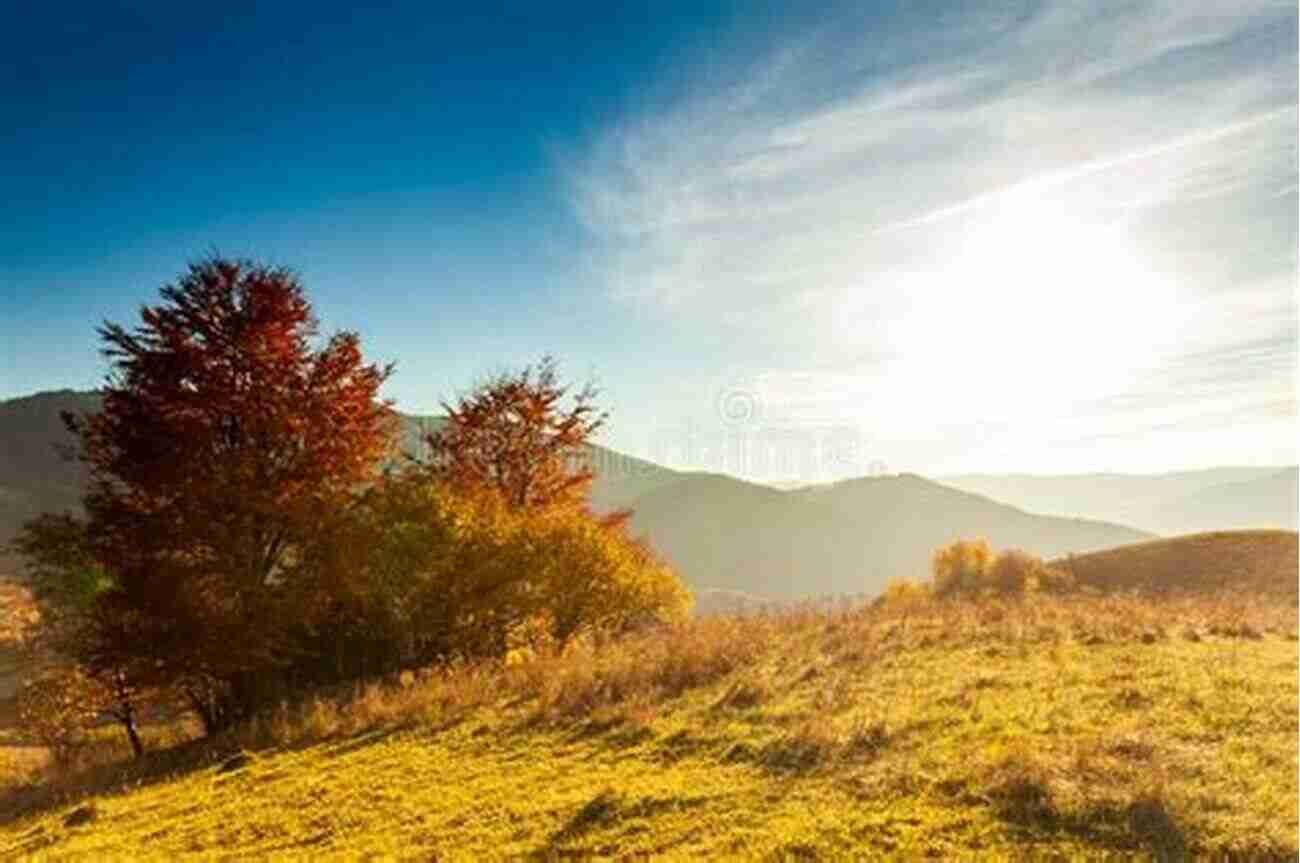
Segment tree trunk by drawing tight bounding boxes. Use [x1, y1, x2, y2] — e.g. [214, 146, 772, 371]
[121, 707, 145, 758]
[186, 688, 219, 736]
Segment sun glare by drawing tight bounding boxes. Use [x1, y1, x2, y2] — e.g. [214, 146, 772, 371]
[888, 194, 1179, 414]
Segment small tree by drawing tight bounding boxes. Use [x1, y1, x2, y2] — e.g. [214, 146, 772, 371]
[421, 357, 607, 512]
[15, 666, 149, 762]
[16, 668, 96, 764]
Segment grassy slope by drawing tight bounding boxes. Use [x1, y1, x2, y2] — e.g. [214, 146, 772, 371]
[1057, 530, 1298, 598]
[2, 594, 1296, 860]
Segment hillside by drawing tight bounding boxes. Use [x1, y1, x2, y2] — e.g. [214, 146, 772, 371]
[0, 392, 674, 550]
[0, 391, 1150, 599]
[941, 467, 1298, 536]
[2, 592, 1295, 859]
[0, 391, 92, 558]
[623, 472, 1150, 598]
[1056, 530, 1299, 598]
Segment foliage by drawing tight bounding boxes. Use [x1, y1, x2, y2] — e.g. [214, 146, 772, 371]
[1035, 561, 1076, 594]
[878, 577, 932, 610]
[307, 477, 691, 673]
[419, 356, 608, 512]
[0, 580, 39, 646]
[931, 538, 995, 597]
[14, 258, 396, 730]
[8, 267, 688, 737]
[15, 668, 100, 764]
[8, 515, 109, 653]
[929, 540, 1073, 599]
[15, 664, 150, 761]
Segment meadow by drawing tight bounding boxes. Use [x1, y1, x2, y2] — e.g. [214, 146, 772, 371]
[2, 586, 1295, 860]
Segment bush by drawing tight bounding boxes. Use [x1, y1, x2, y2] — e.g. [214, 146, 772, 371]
[16, 668, 98, 764]
[1037, 564, 1075, 594]
[16, 665, 150, 762]
[879, 577, 932, 610]
[987, 549, 1043, 595]
[928, 541, 1078, 600]
[309, 477, 691, 673]
[932, 539, 994, 598]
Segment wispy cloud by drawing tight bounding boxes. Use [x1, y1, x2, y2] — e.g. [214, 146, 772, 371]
[565, 0, 1297, 474]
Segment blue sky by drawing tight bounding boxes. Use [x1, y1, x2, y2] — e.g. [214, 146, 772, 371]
[1, 1, 1295, 478]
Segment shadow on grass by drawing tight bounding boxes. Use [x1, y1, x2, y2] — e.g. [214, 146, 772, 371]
[0, 719, 414, 828]
[529, 787, 710, 860]
[0, 736, 230, 827]
[990, 777, 1192, 859]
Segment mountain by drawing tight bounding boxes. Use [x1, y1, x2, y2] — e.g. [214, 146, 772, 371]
[940, 467, 1297, 536]
[617, 471, 1150, 599]
[0, 391, 674, 546]
[0, 390, 95, 569]
[1053, 530, 1298, 599]
[0, 390, 1148, 598]
[1147, 468, 1298, 536]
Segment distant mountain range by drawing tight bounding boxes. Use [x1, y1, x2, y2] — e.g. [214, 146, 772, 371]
[941, 467, 1297, 537]
[608, 470, 1151, 598]
[0, 390, 1149, 599]
[4, 390, 1291, 599]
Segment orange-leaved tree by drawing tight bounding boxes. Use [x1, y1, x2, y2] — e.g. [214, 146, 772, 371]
[18, 258, 395, 732]
[420, 356, 608, 513]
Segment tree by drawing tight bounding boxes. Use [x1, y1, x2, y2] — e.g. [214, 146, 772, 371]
[18, 258, 396, 730]
[420, 357, 607, 512]
[310, 475, 690, 668]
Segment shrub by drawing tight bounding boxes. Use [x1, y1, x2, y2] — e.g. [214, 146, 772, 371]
[16, 668, 98, 765]
[928, 542, 1076, 599]
[1036, 564, 1075, 594]
[932, 539, 994, 598]
[312, 478, 691, 672]
[15, 665, 151, 762]
[879, 577, 932, 610]
[987, 549, 1043, 595]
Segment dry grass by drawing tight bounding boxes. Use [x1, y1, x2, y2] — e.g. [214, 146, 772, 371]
[0, 590, 1295, 859]
[1055, 529, 1298, 598]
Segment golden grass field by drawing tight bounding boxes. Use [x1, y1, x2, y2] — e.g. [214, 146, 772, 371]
[1057, 529, 1298, 599]
[1, 576, 1296, 860]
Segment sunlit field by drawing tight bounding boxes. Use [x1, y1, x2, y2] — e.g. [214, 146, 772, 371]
[2, 586, 1295, 860]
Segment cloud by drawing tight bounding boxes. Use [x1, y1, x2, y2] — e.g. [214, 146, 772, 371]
[565, 0, 1297, 473]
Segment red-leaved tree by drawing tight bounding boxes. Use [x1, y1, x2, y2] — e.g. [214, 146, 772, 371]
[421, 357, 608, 513]
[22, 258, 395, 732]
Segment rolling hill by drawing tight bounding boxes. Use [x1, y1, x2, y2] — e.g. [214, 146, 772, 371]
[0, 390, 1147, 599]
[618, 471, 1150, 598]
[1054, 530, 1299, 599]
[941, 467, 1298, 536]
[0, 391, 91, 555]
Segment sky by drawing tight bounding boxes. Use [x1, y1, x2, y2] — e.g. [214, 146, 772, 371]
[1, 0, 1296, 480]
